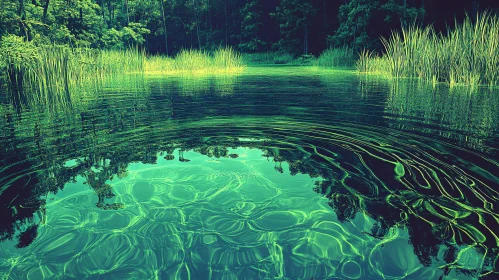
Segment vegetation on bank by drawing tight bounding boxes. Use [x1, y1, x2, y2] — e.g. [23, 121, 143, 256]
[315, 47, 355, 68]
[359, 12, 499, 87]
[0, 35, 245, 98]
[2, 10, 498, 97]
[0, 35, 143, 99]
[242, 52, 295, 65]
[146, 48, 244, 74]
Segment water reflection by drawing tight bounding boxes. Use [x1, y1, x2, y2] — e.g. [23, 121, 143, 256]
[0, 68, 498, 279]
[384, 79, 499, 152]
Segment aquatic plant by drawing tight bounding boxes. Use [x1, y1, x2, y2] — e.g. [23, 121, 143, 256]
[1, 39, 244, 103]
[0, 35, 40, 91]
[356, 49, 376, 73]
[241, 51, 294, 65]
[315, 47, 355, 68]
[0, 36, 145, 106]
[145, 47, 245, 73]
[212, 47, 245, 69]
[173, 49, 212, 71]
[363, 12, 499, 87]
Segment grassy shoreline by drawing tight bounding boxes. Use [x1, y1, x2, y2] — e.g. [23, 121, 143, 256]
[0, 39, 245, 100]
[358, 12, 499, 87]
[3, 9, 498, 99]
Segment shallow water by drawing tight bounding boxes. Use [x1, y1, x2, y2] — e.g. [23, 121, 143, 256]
[1, 67, 498, 279]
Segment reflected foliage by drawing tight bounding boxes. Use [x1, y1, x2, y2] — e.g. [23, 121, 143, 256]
[1, 70, 498, 278]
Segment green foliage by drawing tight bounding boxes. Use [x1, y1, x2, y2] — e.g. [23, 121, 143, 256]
[239, 0, 265, 52]
[356, 49, 374, 72]
[316, 47, 355, 68]
[381, 0, 425, 27]
[329, 0, 426, 52]
[0, 35, 40, 88]
[362, 12, 499, 87]
[50, 0, 104, 46]
[271, 0, 317, 54]
[0, 35, 39, 69]
[327, 0, 378, 51]
[99, 28, 124, 49]
[121, 23, 150, 47]
[356, 49, 390, 74]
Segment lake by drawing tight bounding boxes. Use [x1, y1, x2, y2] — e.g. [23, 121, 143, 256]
[1, 67, 498, 279]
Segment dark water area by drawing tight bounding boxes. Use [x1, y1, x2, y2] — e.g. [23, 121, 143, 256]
[1, 67, 498, 279]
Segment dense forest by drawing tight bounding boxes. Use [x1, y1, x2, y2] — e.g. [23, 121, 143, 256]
[1, 0, 498, 56]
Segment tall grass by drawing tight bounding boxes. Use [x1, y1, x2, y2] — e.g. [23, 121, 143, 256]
[241, 51, 294, 65]
[0, 37, 145, 108]
[361, 12, 499, 87]
[145, 47, 245, 73]
[316, 47, 355, 68]
[0, 38, 244, 105]
[213, 47, 244, 69]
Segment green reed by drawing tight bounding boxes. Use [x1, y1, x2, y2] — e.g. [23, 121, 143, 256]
[1, 38, 244, 106]
[356, 49, 391, 73]
[362, 12, 499, 87]
[316, 47, 355, 68]
[0, 36, 146, 107]
[145, 47, 245, 73]
[241, 51, 294, 65]
[213, 47, 245, 69]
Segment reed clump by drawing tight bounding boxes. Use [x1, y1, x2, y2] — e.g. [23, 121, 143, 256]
[241, 51, 294, 65]
[360, 12, 499, 87]
[0, 35, 145, 105]
[145, 47, 245, 73]
[0, 39, 245, 103]
[316, 47, 355, 68]
[356, 49, 391, 74]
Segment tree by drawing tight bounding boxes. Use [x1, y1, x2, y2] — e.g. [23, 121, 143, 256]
[381, 0, 425, 28]
[272, 0, 318, 55]
[327, 0, 379, 51]
[328, 0, 425, 52]
[239, 0, 265, 52]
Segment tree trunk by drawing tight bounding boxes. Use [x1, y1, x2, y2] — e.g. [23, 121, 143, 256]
[18, 0, 27, 38]
[124, 0, 130, 24]
[224, 0, 228, 46]
[195, 8, 201, 48]
[42, 0, 50, 23]
[159, 0, 169, 54]
[303, 24, 308, 55]
[206, 0, 210, 48]
[107, 0, 113, 25]
[100, 0, 108, 27]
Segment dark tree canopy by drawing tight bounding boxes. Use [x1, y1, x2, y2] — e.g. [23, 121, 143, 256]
[0, 0, 497, 55]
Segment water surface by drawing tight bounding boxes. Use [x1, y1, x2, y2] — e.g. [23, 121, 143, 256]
[1, 67, 498, 279]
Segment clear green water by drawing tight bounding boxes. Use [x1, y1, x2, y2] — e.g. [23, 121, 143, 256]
[0, 67, 498, 279]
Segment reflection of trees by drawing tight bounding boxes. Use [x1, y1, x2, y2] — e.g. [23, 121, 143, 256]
[1, 75, 498, 279]
[0, 111, 47, 248]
